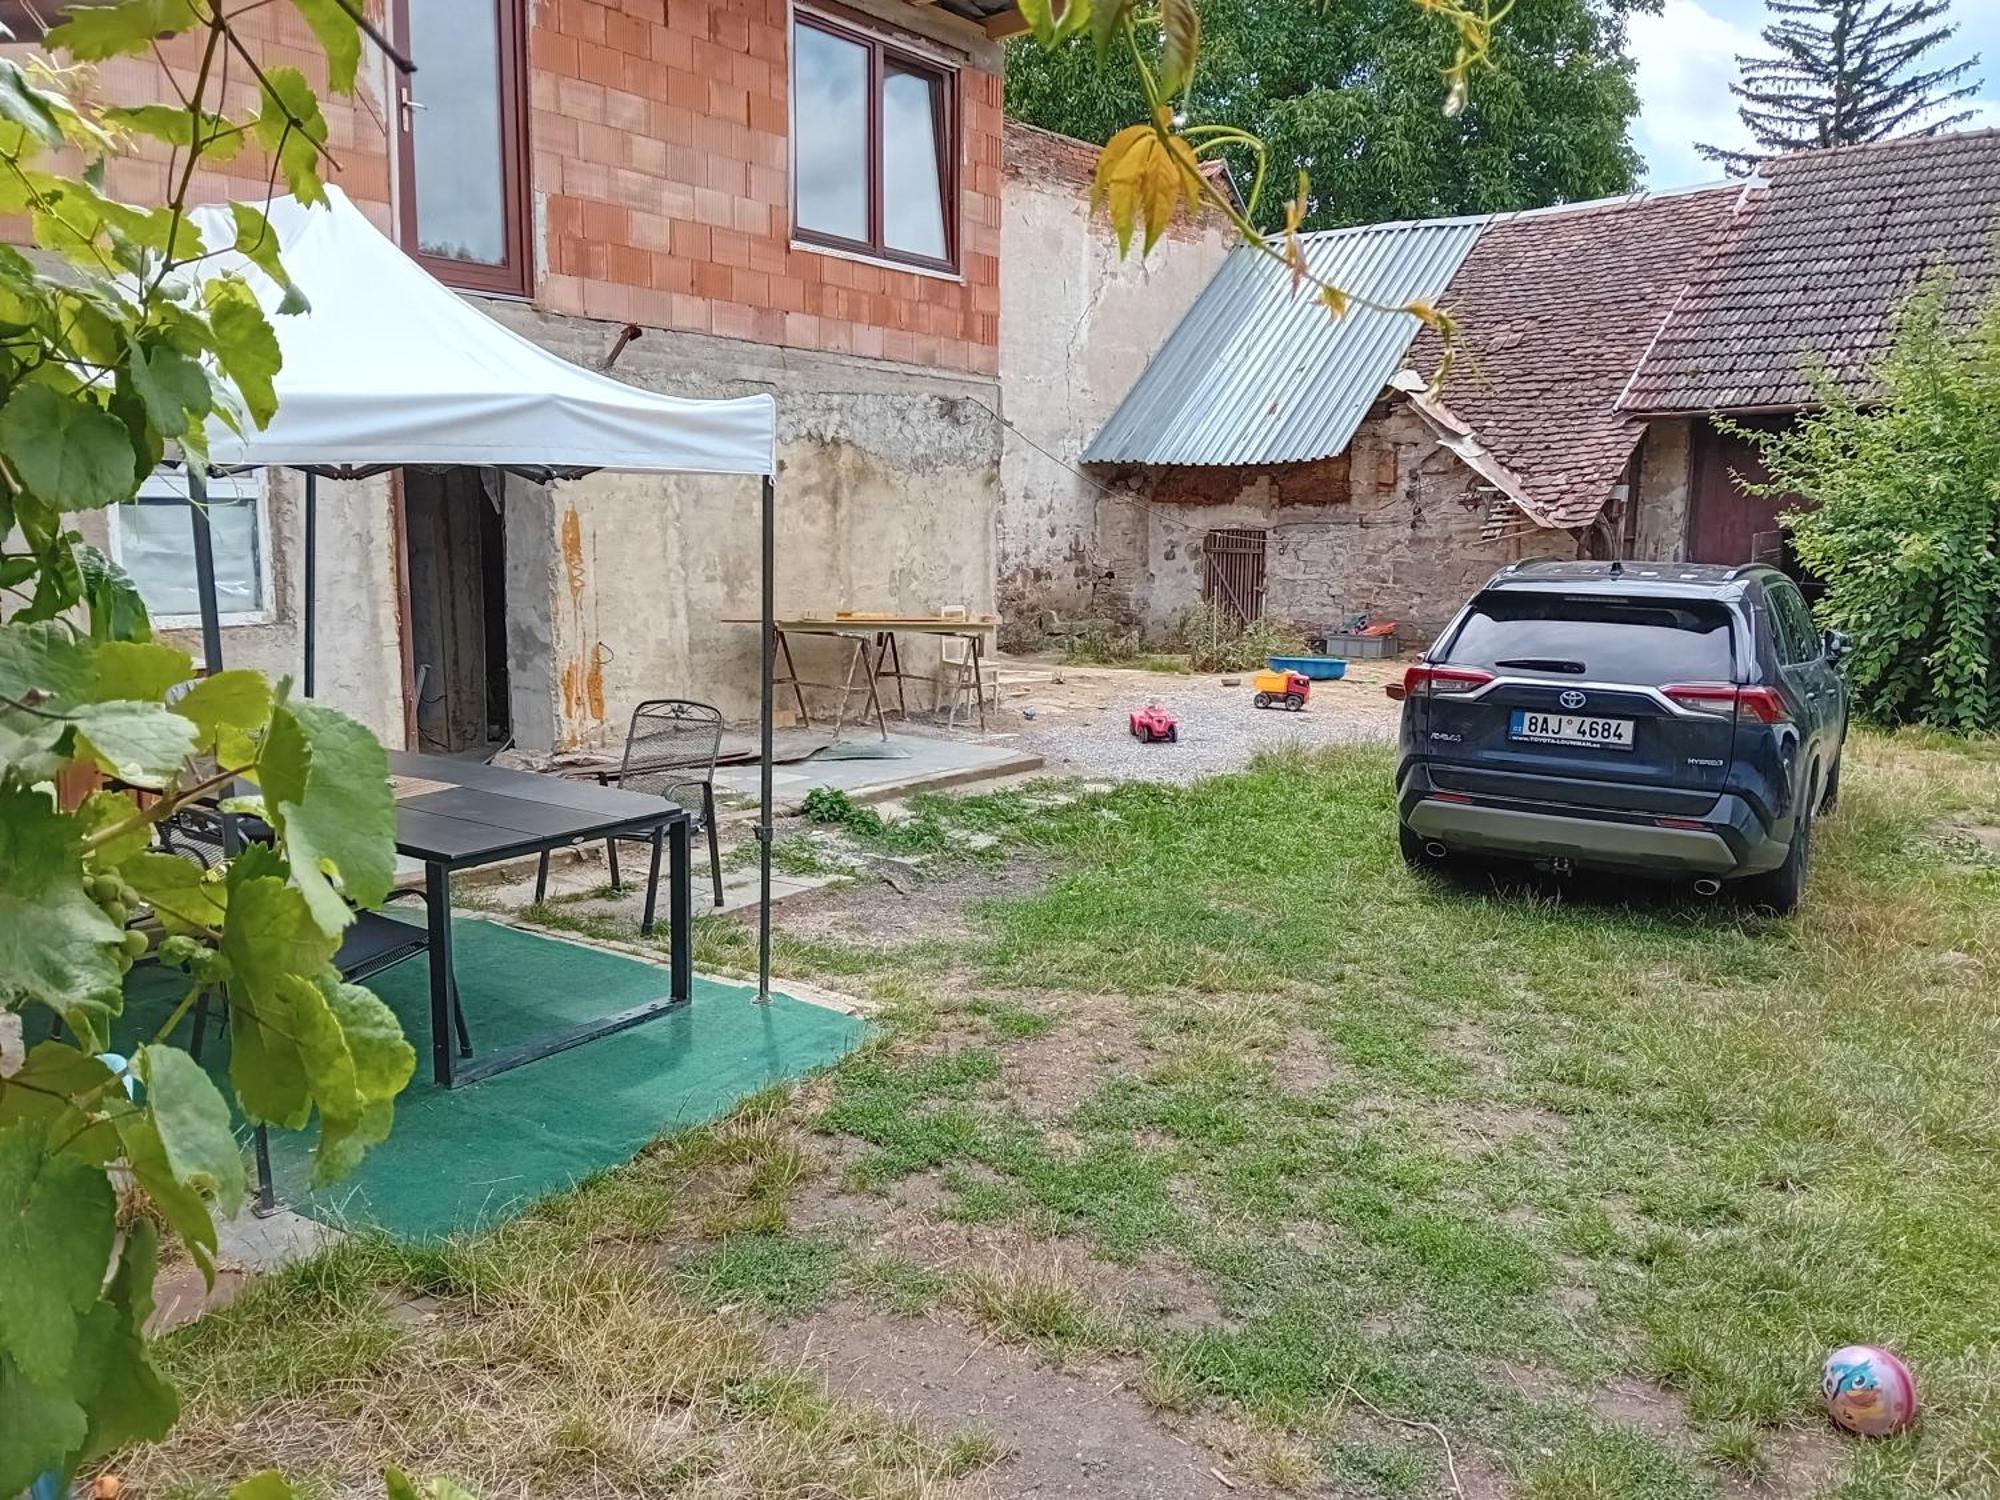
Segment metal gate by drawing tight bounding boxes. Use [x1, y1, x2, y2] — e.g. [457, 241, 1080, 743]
[1202, 527, 1268, 628]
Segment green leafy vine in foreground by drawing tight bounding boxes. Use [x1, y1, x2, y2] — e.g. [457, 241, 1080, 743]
[0, 3, 415, 1493]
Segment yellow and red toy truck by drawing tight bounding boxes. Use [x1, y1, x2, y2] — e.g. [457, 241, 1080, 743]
[1251, 668, 1311, 711]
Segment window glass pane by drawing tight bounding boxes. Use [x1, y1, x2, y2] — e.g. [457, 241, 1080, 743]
[118, 478, 264, 619]
[881, 65, 947, 260]
[1448, 594, 1736, 682]
[410, 0, 508, 265]
[794, 23, 869, 243]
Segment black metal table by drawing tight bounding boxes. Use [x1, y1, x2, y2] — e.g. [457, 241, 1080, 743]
[390, 751, 692, 1089]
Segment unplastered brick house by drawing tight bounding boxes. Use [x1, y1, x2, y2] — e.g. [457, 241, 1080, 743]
[6, 0, 1027, 754]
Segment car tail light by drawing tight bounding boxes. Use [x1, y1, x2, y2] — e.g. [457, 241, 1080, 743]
[1397, 665, 1494, 699]
[1656, 816, 1709, 831]
[1663, 683, 1791, 724]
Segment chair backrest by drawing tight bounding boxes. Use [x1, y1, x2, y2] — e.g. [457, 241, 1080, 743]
[619, 699, 724, 801]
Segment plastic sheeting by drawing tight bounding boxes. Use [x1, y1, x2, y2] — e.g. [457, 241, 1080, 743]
[189, 188, 776, 478]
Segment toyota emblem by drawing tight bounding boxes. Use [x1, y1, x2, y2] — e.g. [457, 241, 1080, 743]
[1559, 689, 1587, 710]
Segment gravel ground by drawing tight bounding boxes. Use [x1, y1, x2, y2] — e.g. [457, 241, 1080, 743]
[992, 659, 1402, 785]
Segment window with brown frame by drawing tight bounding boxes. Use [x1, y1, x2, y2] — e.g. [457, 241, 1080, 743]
[393, 0, 531, 296]
[791, 10, 958, 275]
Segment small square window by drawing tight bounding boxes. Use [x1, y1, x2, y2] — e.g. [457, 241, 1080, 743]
[109, 471, 270, 626]
[792, 12, 958, 274]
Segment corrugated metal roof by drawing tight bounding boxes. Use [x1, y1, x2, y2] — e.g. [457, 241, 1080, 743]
[1083, 216, 1486, 467]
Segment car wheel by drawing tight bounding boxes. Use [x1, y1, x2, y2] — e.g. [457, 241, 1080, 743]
[1742, 791, 1813, 916]
[1286, 693, 1304, 710]
[1820, 753, 1842, 815]
[1254, 692, 1272, 709]
[1399, 822, 1444, 870]
[1166, 726, 1179, 743]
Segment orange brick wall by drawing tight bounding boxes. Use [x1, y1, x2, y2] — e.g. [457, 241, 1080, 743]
[8, 0, 1001, 378]
[532, 0, 1002, 376]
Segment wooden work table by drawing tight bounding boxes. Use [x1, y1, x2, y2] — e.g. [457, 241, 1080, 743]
[722, 615, 999, 738]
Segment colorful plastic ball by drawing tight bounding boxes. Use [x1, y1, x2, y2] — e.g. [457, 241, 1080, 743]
[1821, 1345, 1919, 1437]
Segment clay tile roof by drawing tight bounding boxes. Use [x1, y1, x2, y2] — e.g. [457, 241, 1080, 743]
[1620, 128, 2000, 415]
[1405, 184, 1747, 529]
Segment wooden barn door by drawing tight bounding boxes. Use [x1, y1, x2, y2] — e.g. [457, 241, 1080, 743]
[1202, 527, 1268, 628]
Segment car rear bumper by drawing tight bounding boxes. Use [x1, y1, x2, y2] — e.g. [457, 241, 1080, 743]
[1398, 769, 1791, 876]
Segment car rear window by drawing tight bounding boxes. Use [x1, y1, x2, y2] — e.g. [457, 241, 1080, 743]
[1445, 592, 1736, 682]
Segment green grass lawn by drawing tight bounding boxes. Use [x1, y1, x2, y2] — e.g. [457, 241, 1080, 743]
[126, 731, 1999, 1499]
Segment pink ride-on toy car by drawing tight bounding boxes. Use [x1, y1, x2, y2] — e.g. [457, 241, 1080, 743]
[1129, 706, 1178, 743]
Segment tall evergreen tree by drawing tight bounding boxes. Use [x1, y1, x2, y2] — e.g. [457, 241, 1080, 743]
[1700, 0, 1982, 173]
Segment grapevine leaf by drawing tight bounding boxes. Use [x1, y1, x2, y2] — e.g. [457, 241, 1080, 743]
[0, 383, 137, 511]
[287, 0, 362, 92]
[0, 59, 64, 146]
[73, 1220, 178, 1464]
[0, 784, 125, 1048]
[172, 667, 271, 751]
[102, 103, 241, 159]
[228, 203, 307, 312]
[253, 66, 330, 205]
[121, 851, 228, 934]
[135, 1044, 247, 1218]
[46, 0, 201, 60]
[0, 1120, 118, 1388]
[206, 278, 283, 429]
[262, 700, 396, 934]
[68, 699, 199, 787]
[90, 639, 192, 702]
[77, 789, 152, 867]
[0, 617, 93, 706]
[1089, 0, 1137, 60]
[231, 1474, 300, 1500]
[128, 340, 212, 440]
[310, 979, 413, 1184]
[1158, 0, 1201, 95]
[115, 1110, 220, 1285]
[0, 1042, 121, 1166]
[75, 543, 152, 644]
[0, 1352, 86, 1498]
[219, 874, 339, 1128]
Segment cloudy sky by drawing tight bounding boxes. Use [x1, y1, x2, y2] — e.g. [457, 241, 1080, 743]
[1628, 0, 2000, 187]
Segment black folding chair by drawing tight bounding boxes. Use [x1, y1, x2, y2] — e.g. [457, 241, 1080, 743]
[535, 698, 726, 912]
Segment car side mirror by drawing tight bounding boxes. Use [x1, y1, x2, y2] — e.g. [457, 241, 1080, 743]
[1823, 629, 1851, 664]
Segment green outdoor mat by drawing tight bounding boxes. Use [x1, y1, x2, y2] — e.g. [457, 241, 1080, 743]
[88, 917, 867, 1239]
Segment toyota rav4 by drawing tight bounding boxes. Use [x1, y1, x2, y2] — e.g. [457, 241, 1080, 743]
[1391, 561, 1848, 913]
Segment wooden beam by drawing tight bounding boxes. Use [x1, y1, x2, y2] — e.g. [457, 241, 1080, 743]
[984, 7, 1029, 38]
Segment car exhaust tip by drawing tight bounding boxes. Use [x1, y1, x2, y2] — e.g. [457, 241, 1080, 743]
[1424, 841, 1448, 860]
[1693, 877, 1722, 896]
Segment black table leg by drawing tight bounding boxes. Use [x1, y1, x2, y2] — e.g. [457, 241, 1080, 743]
[426, 861, 456, 1087]
[670, 817, 692, 1003]
[640, 825, 664, 936]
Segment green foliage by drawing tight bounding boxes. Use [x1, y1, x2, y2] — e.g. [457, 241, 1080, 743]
[0, 4, 427, 1493]
[1008, 0, 1644, 236]
[1177, 600, 1302, 672]
[800, 785, 886, 836]
[1740, 271, 2000, 732]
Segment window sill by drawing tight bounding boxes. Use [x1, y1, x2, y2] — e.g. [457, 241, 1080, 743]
[792, 239, 964, 284]
[156, 612, 276, 631]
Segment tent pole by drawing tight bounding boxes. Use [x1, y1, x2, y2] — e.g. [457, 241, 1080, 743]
[188, 467, 225, 678]
[757, 472, 775, 1004]
[303, 469, 317, 697]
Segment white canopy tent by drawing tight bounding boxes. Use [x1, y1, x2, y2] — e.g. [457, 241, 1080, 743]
[178, 187, 783, 998]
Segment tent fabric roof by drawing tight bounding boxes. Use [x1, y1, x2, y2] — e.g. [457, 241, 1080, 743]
[1081, 216, 1483, 467]
[192, 188, 776, 477]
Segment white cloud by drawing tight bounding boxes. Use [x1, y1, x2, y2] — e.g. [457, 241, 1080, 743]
[1629, 0, 1759, 188]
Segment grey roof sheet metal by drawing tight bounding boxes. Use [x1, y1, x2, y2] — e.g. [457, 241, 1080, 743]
[1082, 216, 1487, 467]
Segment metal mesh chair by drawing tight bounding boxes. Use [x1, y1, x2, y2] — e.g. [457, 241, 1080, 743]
[535, 698, 726, 911]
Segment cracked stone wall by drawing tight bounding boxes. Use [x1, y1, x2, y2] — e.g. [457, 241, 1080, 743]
[1111, 398, 1576, 650]
[1631, 418, 1693, 561]
[998, 134, 1232, 636]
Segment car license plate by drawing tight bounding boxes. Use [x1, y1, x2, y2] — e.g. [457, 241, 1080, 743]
[1509, 710, 1634, 750]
